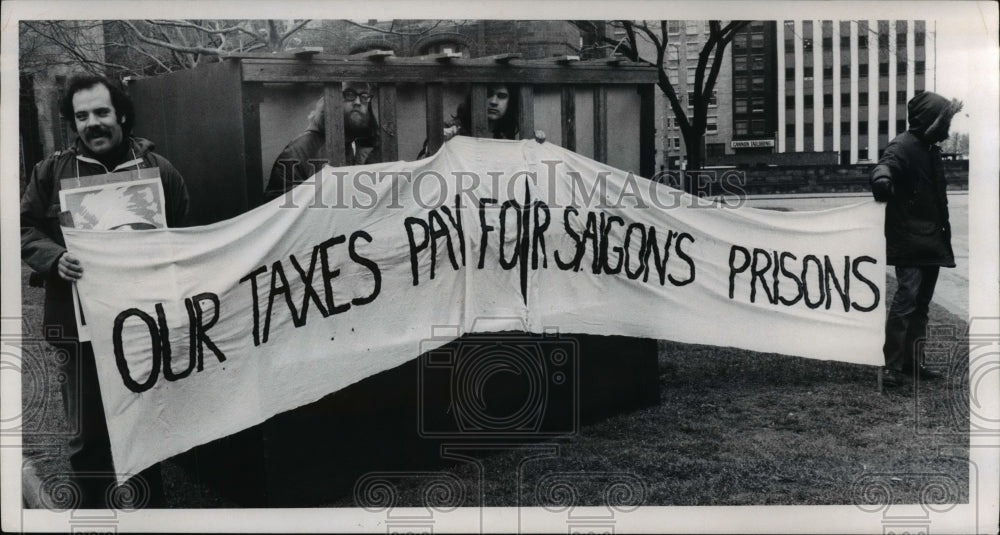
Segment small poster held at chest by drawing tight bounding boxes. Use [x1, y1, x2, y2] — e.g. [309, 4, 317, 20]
[59, 167, 166, 340]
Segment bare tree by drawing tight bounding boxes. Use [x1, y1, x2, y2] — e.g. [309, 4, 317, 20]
[20, 20, 313, 79]
[573, 20, 749, 173]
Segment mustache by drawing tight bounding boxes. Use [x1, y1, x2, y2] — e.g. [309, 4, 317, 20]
[84, 125, 112, 139]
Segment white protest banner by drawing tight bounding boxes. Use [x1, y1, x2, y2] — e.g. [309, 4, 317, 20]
[62, 137, 886, 482]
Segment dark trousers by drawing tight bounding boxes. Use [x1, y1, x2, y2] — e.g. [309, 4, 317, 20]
[52, 340, 165, 509]
[883, 266, 939, 372]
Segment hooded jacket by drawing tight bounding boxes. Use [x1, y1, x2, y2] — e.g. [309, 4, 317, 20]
[870, 91, 956, 267]
[20, 137, 189, 340]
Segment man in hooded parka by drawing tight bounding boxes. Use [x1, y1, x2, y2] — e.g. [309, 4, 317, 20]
[869, 91, 963, 388]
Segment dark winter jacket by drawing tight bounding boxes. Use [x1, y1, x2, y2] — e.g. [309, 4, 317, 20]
[20, 137, 189, 340]
[870, 92, 956, 267]
[264, 128, 381, 203]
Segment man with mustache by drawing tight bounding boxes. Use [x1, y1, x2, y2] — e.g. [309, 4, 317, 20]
[264, 81, 382, 201]
[21, 74, 189, 507]
[869, 91, 963, 389]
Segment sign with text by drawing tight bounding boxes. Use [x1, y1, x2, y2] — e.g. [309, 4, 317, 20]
[63, 137, 886, 481]
[731, 139, 776, 148]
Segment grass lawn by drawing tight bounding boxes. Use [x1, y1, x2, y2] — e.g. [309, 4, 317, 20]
[20, 266, 969, 508]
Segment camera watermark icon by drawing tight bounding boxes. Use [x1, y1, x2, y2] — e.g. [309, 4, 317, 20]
[32, 470, 154, 512]
[527, 471, 646, 534]
[417, 319, 579, 439]
[354, 471, 466, 534]
[851, 472, 963, 535]
[1, 318, 79, 447]
[915, 317, 1000, 438]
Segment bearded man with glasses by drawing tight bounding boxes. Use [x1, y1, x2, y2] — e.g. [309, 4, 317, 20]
[265, 81, 382, 201]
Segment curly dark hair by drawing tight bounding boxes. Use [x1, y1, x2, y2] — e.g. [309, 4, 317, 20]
[453, 84, 519, 140]
[59, 74, 135, 136]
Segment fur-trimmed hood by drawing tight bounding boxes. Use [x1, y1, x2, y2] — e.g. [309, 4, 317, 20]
[907, 91, 963, 142]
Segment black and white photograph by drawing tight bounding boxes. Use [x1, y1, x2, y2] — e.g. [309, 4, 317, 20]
[59, 175, 167, 230]
[2, 1, 997, 533]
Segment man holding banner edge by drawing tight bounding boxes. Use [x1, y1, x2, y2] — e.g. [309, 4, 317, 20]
[870, 91, 963, 388]
[20, 74, 189, 507]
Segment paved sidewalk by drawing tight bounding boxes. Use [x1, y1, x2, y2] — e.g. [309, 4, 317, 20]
[739, 192, 969, 318]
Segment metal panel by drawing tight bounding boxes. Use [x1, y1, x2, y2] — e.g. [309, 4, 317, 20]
[560, 86, 576, 151]
[518, 85, 535, 140]
[128, 61, 248, 225]
[377, 84, 399, 162]
[593, 86, 608, 163]
[323, 84, 346, 167]
[470, 84, 489, 138]
[638, 84, 656, 178]
[424, 83, 444, 155]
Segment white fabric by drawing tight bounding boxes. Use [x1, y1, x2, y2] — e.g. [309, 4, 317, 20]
[63, 137, 886, 482]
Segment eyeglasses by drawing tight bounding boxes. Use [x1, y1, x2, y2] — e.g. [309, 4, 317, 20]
[343, 90, 373, 103]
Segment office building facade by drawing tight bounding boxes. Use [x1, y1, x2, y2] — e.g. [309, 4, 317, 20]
[776, 20, 932, 164]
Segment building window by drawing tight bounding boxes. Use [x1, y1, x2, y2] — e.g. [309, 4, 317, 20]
[859, 120, 868, 132]
[824, 94, 833, 107]
[686, 21, 701, 35]
[915, 61, 925, 74]
[735, 78, 748, 91]
[804, 94, 813, 109]
[859, 148, 869, 160]
[841, 92, 851, 103]
[879, 91, 889, 105]
[751, 55, 765, 71]
[878, 33, 889, 48]
[750, 21, 764, 31]
[735, 56, 747, 71]
[687, 67, 697, 84]
[803, 38, 813, 52]
[858, 91, 869, 104]
[841, 121, 850, 132]
[674, 137, 682, 149]
[840, 36, 850, 48]
[897, 32, 907, 46]
[736, 121, 749, 135]
[667, 21, 681, 34]
[824, 123, 834, 136]
[706, 143, 725, 157]
[785, 66, 795, 78]
[897, 90, 907, 102]
[751, 119, 765, 134]
[915, 31, 925, 46]
[823, 66, 833, 77]
[803, 66, 814, 79]
[858, 34, 868, 48]
[897, 119, 906, 131]
[878, 120, 888, 134]
[751, 34, 764, 49]
[841, 64, 850, 76]
[785, 95, 795, 107]
[878, 63, 889, 76]
[897, 61, 907, 74]
[786, 123, 795, 136]
[822, 36, 832, 49]
[706, 116, 718, 133]
[751, 97, 765, 112]
[751, 77, 764, 91]
[736, 100, 748, 113]
[803, 122, 813, 135]
[858, 64, 868, 77]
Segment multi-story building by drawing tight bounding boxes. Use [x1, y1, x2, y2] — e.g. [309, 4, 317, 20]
[729, 21, 779, 159]
[776, 20, 932, 164]
[659, 20, 733, 170]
